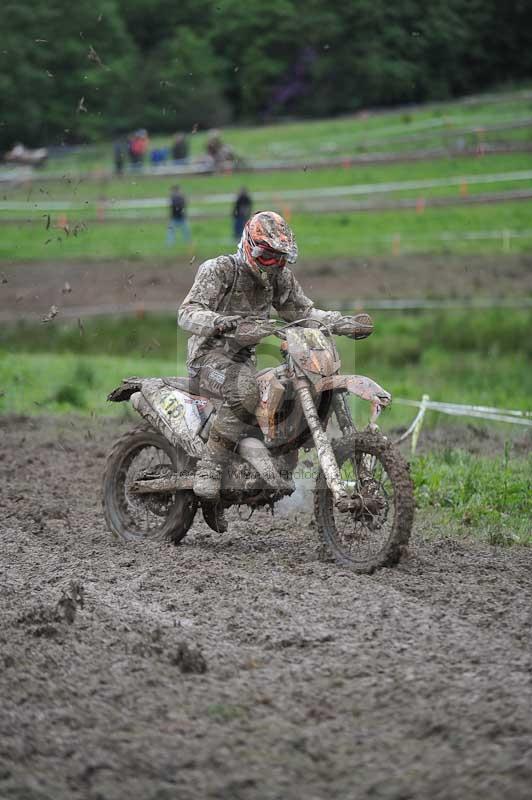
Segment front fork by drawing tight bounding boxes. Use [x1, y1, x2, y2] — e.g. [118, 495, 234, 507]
[296, 378, 352, 509]
[333, 392, 382, 434]
[333, 392, 355, 435]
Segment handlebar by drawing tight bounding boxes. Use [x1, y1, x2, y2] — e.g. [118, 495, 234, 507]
[266, 317, 333, 339]
[222, 315, 339, 343]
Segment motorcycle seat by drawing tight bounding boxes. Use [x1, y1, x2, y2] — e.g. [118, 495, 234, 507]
[161, 376, 220, 401]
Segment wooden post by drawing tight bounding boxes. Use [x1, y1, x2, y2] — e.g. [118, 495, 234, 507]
[392, 233, 401, 256]
[502, 229, 511, 252]
[411, 394, 429, 455]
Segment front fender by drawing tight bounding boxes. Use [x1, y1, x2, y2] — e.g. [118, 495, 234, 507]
[314, 375, 391, 406]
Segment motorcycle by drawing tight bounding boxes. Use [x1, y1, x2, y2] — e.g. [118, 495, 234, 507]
[102, 318, 414, 573]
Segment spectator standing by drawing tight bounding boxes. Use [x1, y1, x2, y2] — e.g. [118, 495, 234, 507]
[167, 185, 191, 245]
[113, 141, 125, 176]
[172, 133, 189, 164]
[128, 129, 149, 170]
[232, 187, 252, 240]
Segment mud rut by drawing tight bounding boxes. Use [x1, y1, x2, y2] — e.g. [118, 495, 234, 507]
[1, 416, 531, 800]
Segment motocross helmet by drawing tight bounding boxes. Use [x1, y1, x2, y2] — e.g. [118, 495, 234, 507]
[241, 211, 298, 272]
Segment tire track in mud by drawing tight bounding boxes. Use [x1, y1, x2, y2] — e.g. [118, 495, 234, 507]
[1, 415, 532, 800]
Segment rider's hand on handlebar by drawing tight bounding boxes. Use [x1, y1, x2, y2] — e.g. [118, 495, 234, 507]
[333, 313, 374, 339]
[233, 317, 276, 346]
[214, 315, 241, 335]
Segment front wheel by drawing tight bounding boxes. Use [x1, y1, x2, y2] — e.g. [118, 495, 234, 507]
[314, 431, 414, 573]
[102, 425, 198, 544]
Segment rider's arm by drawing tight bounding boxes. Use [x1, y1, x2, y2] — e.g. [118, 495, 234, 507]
[178, 258, 233, 336]
[273, 268, 342, 326]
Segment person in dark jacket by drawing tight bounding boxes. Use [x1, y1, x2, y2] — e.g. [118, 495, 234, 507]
[232, 187, 252, 240]
[166, 185, 191, 245]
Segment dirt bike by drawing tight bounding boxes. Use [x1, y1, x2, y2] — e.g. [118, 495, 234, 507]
[103, 318, 414, 573]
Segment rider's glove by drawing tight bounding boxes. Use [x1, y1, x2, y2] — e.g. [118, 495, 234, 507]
[233, 318, 275, 346]
[333, 313, 374, 339]
[213, 315, 241, 335]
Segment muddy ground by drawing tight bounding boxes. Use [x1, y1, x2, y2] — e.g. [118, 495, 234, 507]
[1, 415, 531, 800]
[0, 253, 531, 321]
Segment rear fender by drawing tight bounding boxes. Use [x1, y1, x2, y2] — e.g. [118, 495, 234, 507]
[130, 378, 212, 458]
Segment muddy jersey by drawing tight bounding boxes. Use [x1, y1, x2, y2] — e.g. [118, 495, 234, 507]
[178, 254, 338, 367]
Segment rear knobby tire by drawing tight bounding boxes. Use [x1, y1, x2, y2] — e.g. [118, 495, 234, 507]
[314, 430, 414, 573]
[102, 425, 197, 544]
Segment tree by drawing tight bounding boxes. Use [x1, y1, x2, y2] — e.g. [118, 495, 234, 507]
[141, 27, 230, 133]
[0, 0, 136, 149]
[1, 0, 531, 149]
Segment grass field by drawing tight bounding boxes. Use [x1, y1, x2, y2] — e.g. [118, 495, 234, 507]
[4, 153, 532, 204]
[22, 87, 532, 174]
[413, 450, 531, 544]
[2, 201, 532, 261]
[1, 310, 530, 420]
[2, 88, 532, 262]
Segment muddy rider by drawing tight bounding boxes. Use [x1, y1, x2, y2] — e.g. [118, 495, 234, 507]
[178, 211, 372, 501]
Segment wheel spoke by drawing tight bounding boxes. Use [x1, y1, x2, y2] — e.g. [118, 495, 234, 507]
[331, 445, 394, 563]
[119, 442, 178, 536]
[103, 428, 198, 545]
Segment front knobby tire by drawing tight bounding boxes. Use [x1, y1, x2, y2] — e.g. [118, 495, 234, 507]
[314, 431, 414, 573]
[102, 425, 197, 544]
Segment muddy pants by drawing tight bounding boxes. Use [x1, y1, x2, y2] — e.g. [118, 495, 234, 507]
[190, 352, 260, 449]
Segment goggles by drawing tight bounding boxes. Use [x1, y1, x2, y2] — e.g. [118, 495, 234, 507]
[251, 243, 287, 268]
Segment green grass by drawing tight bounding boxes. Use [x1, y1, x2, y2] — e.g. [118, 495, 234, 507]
[3, 92, 532, 264]
[2, 200, 532, 261]
[4, 152, 532, 204]
[3, 308, 529, 361]
[26, 87, 532, 174]
[1, 310, 530, 426]
[412, 449, 532, 544]
[0, 346, 529, 545]
[0, 351, 181, 416]
[1, 308, 530, 545]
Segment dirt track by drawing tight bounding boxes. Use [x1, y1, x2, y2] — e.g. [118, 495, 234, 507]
[1, 415, 532, 800]
[1, 253, 531, 321]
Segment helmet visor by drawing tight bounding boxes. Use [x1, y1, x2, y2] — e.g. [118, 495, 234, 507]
[254, 247, 287, 268]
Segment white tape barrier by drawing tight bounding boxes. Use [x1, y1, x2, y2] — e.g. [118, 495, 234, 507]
[394, 394, 532, 454]
[395, 397, 532, 426]
[3, 168, 532, 212]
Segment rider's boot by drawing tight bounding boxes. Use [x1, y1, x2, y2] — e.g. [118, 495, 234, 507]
[193, 435, 229, 502]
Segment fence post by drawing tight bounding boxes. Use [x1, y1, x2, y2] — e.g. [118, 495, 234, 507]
[502, 229, 511, 252]
[392, 233, 401, 256]
[411, 393, 429, 455]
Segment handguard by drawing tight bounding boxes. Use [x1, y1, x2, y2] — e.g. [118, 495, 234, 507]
[333, 313, 373, 339]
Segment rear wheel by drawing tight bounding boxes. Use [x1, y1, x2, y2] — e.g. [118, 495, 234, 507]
[314, 431, 414, 573]
[102, 425, 197, 544]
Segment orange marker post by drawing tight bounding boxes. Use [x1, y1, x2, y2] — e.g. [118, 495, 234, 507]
[282, 204, 292, 222]
[392, 233, 401, 256]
